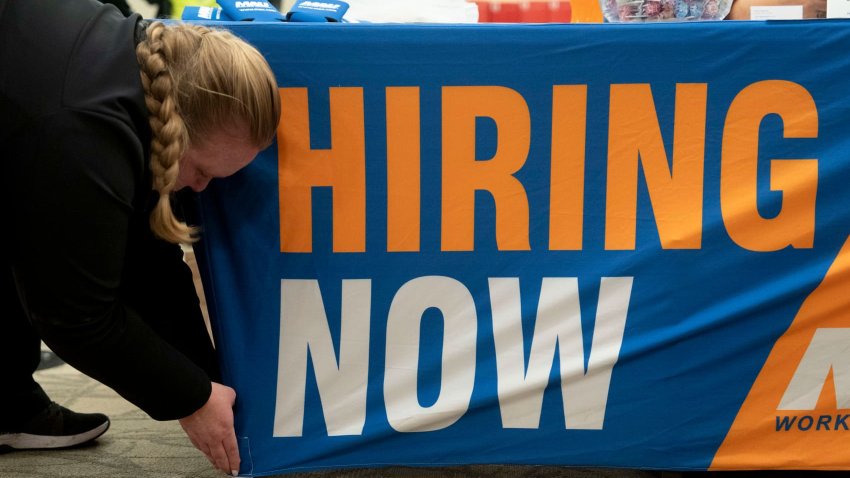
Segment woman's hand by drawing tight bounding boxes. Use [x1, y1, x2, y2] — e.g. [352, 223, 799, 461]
[178, 382, 240, 475]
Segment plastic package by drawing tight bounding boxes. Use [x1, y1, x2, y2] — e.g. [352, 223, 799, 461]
[600, 0, 732, 21]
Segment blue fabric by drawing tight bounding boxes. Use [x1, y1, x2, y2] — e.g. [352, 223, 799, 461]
[194, 21, 850, 476]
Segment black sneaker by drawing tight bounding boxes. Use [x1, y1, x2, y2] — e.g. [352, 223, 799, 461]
[0, 402, 110, 450]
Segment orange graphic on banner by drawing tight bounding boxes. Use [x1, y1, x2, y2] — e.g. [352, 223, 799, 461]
[711, 235, 850, 470]
[442, 86, 531, 251]
[278, 88, 366, 253]
[606, 83, 707, 251]
[720, 81, 818, 253]
[549, 85, 587, 251]
[386, 87, 422, 252]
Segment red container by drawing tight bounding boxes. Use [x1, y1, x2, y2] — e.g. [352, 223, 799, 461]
[520, 1, 551, 22]
[475, 1, 491, 22]
[550, 0, 572, 21]
[488, 1, 521, 22]
[477, 1, 572, 24]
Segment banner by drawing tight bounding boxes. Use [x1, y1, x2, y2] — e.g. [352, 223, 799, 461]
[194, 20, 850, 476]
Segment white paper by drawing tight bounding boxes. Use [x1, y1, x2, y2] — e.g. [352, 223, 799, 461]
[343, 0, 479, 23]
[827, 0, 850, 18]
[750, 5, 804, 19]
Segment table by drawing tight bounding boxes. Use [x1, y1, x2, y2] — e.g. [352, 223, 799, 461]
[193, 19, 850, 476]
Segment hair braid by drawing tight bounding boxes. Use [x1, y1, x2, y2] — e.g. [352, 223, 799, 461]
[136, 22, 197, 244]
[134, 20, 281, 243]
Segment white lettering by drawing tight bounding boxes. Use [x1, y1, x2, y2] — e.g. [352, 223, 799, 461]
[275, 275, 631, 436]
[301, 1, 341, 11]
[384, 276, 477, 432]
[490, 277, 632, 430]
[236, 1, 275, 9]
[198, 7, 214, 19]
[778, 328, 850, 410]
[273, 279, 371, 437]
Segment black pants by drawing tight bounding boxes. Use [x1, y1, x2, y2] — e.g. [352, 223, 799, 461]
[0, 266, 51, 431]
[0, 261, 221, 429]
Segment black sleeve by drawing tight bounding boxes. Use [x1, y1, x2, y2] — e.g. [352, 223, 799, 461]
[10, 109, 212, 421]
[120, 194, 222, 385]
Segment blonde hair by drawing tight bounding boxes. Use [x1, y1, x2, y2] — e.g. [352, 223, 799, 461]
[135, 21, 281, 243]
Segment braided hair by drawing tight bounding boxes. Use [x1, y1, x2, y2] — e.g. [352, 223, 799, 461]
[135, 22, 280, 243]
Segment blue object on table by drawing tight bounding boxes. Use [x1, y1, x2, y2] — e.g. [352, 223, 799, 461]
[181, 6, 233, 20]
[286, 0, 349, 22]
[218, 0, 286, 21]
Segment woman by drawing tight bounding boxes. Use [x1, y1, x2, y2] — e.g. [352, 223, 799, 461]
[0, 0, 281, 475]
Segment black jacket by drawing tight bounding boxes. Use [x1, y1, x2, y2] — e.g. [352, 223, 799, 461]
[0, 0, 216, 421]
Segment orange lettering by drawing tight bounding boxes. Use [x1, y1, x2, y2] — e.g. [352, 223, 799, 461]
[386, 87, 421, 252]
[606, 84, 707, 250]
[720, 80, 818, 252]
[441, 86, 531, 251]
[549, 85, 588, 251]
[277, 88, 366, 253]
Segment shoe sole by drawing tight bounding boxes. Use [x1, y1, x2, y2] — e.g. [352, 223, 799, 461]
[0, 420, 109, 450]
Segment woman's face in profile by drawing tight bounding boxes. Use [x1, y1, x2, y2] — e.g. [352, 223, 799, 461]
[177, 128, 262, 192]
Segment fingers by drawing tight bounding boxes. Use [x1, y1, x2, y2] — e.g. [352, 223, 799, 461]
[214, 384, 240, 473]
[185, 432, 214, 467]
[179, 382, 241, 475]
[224, 431, 241, 474]
[189, 423, 239, 474]
[208, 440, 232, 474]
[201, 443, 215, 469]
[191, 435, 232, 475]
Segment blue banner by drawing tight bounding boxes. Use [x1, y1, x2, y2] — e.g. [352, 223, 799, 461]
[195, 20, 850, 476]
